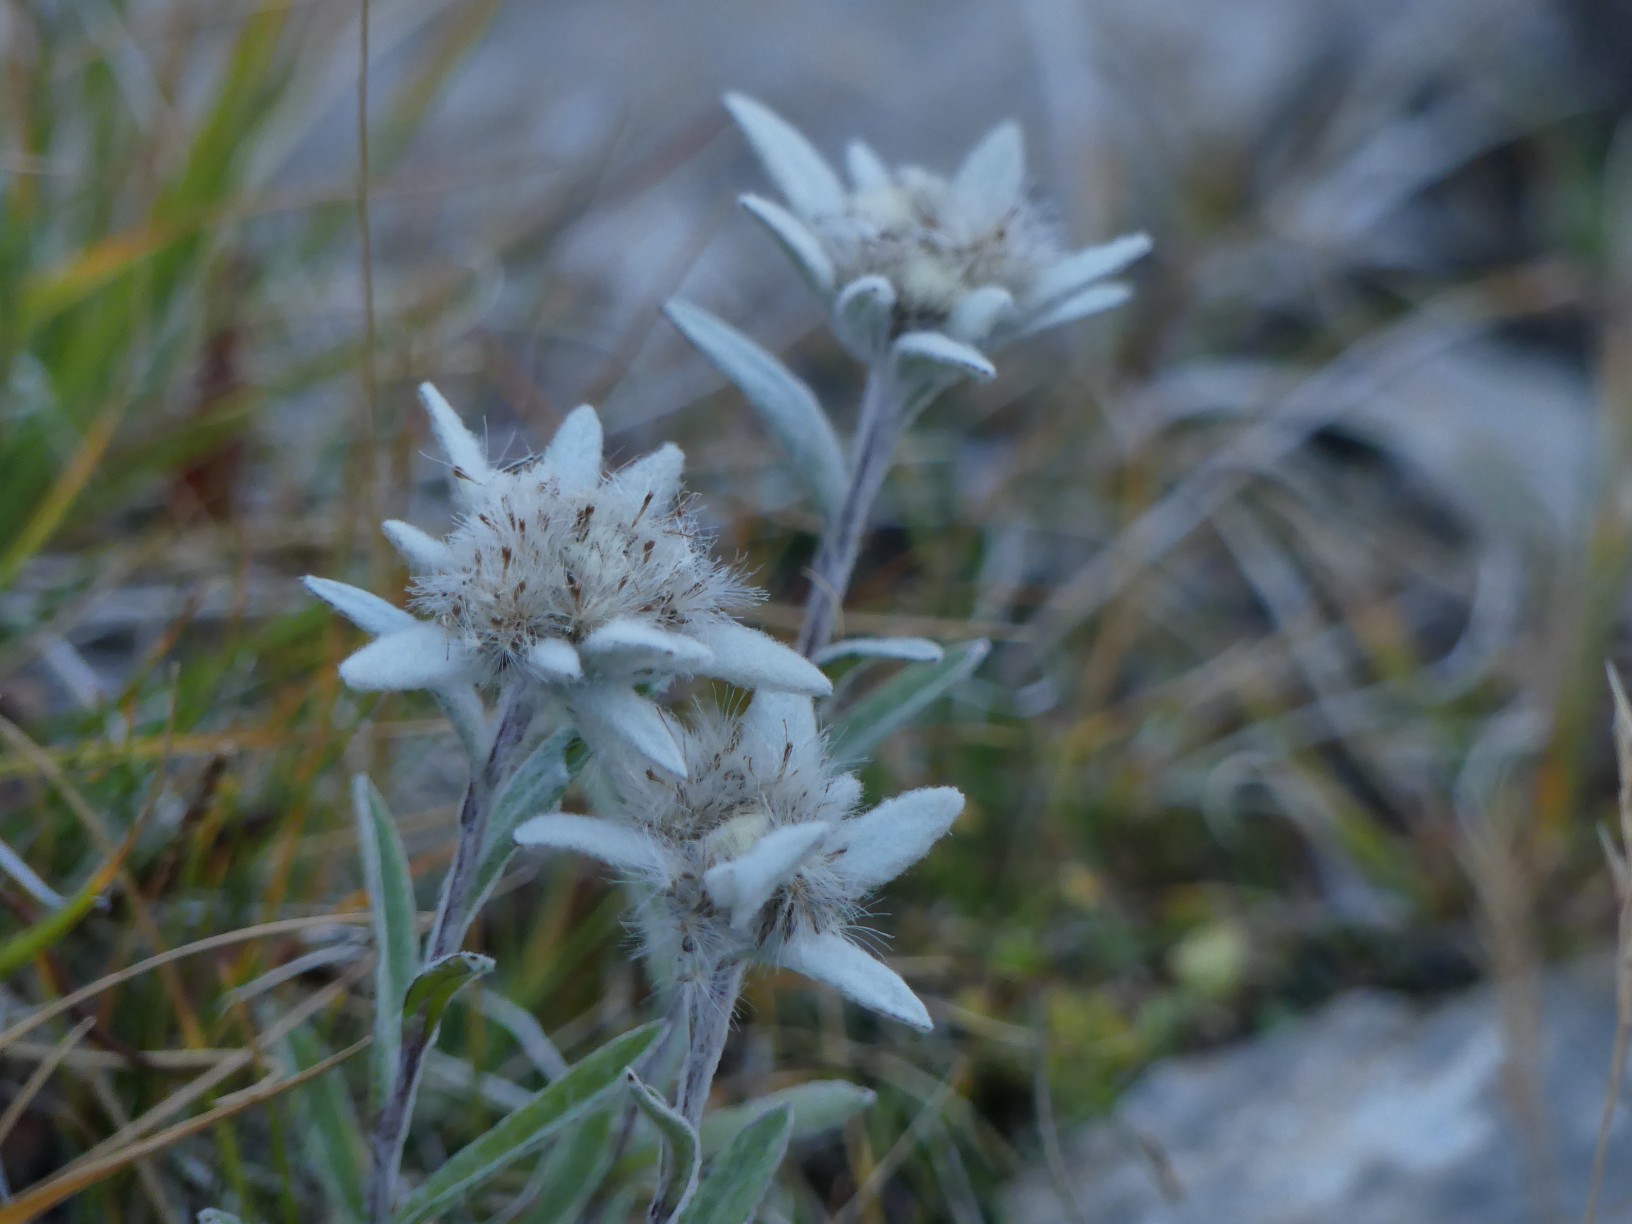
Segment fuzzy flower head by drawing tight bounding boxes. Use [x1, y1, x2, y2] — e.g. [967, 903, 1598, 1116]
[515, 692, 963, 1030]
[726, 93, 1151, 364]
[304, 385, 830, 777]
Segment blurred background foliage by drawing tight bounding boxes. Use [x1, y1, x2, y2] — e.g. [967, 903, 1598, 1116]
[4, 0, 1632, 1218]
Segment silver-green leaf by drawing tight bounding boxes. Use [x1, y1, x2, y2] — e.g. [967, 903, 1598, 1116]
[665, 300, 848, 520]
[678, 1103, 794, 1224]
[351, 774, 418, 1103]
[395, 1022, 663, 1224]
[828, 639, 991, 764]
[403, 951, 494, 1036]
[628, 1069, 701, 1221]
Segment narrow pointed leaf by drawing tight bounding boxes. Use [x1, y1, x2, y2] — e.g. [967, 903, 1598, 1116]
[611, 443, 685, 507]
[352, 776, 418, 1102]
[582, 618, 713, 673]
[677, 1104, 794, 1224]
[665, 300, 847, 519]
[698, 1080, 875, 1154]
[628, 1070, 701, 1220]
[403, 951, 493, 1035]
[828, 639, 990, 764]
[704, 823, 831, 931]
[833, 275, 896, 361]
[395, 1023, 663, 1224]
[338, 624, 477, 692]
[828, 787, 963, 893]
[814, 637, 944, 665]
[570, 685, 688, 778]
[689, 621, 832, 697]
[302, 576, 417, 638]
[419, 382, 492, 486]
[952, 121, 1025, 230]
[526, 638, 582, 683]
[891, 331, 996, 384]
[475, 730, 574, 914]
[514, 813, 668, 879]
[780, 932, 932, 1030]
[542, 404, 604, 489]
[846, 139, 892, 191]
[381, 520, 454, 571]
[723, 93, 845, 218]
[1011, 282, 1131, 338]
[740, 194, 835, 296]
[521, 1109, 616, 1221]
[946, 285, 1016, 345]
[1021, 232, 1151, 314]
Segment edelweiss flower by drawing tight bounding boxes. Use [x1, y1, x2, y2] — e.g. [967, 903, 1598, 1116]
[726, 93, 1151, 362]
[513, 692, 962, 1030]
[304, 384, 830, 776]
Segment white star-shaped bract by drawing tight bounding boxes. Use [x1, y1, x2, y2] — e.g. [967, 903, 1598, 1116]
[513, 692, 963, 1031]
[725, 94, 1152, 379]
[304, 385, 831, 777]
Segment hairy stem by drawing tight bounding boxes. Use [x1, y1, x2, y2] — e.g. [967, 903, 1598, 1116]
[674, 960, 746, 1131]
[797, 369, 903, 658]
[365, 685, 537, 1223]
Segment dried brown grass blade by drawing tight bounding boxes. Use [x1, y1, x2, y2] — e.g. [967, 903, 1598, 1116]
[0, 1038, 369, 1223]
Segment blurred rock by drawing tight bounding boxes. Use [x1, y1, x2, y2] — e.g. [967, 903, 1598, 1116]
[1006, 960, 1632, 1224]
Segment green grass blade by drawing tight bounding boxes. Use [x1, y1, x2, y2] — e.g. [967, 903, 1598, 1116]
[284, 1026, 367, 1223]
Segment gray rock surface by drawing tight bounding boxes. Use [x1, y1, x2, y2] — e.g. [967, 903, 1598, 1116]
[1007, 962, 1632, 1224]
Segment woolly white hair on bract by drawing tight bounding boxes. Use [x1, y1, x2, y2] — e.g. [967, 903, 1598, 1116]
[725, 92, 1151, 372]
[304, 384, 830, 777]
[514, 692, 963, 1030]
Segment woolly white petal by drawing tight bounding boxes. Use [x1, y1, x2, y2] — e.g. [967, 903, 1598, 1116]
[380, 520, 454, 571]
[740, 194, 836, 297]
[581, 617, 713, 675]
[569, 684, 687, 778]
[525, 637, 582, 683]
[826, 772, 864, 814]
[828, 787, 964, 893]
[1020, 233, 1151, 315]
[541, 404, 604, 490]
[846, 139, 892, 192]
[704, 822, 831, 932]
[302, 576, 417, 638]
[1011, 283, 1131, 340]
[952, 121, 1025, 231]
[891, 331, 996, 386]
[609, 443, 685, 508]
[514, 813, 669, 879]
[779, 931, 932, 1031]
[689, 622, 832, 697]
[945, 286, 1016, 345]
[724, 93, 846, 219]
[813, 637, 945, 665]
[338, 624, 478, 692]
[742, 691, 819, 761]
[419, 383, 492, 487]
[832, 276, 897, 362]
